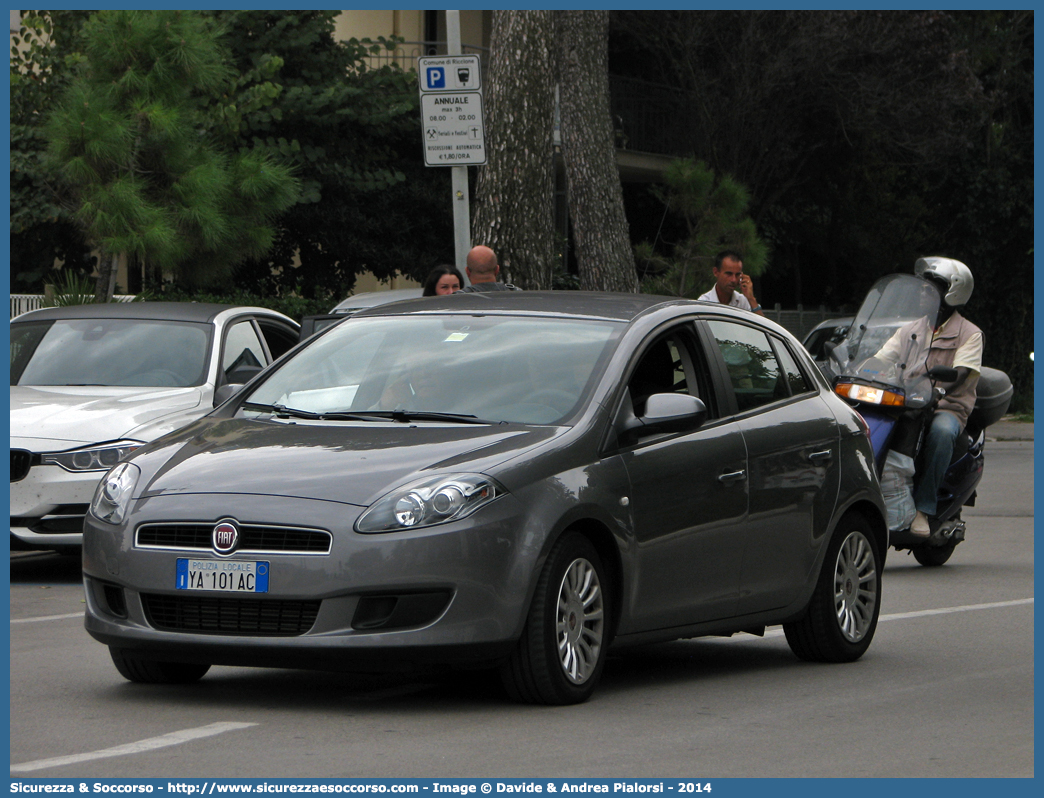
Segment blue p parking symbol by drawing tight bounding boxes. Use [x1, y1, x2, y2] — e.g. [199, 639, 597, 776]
[427, 67, 445, 89]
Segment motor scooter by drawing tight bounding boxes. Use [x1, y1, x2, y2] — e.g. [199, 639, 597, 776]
[825, 273, 1012, 566]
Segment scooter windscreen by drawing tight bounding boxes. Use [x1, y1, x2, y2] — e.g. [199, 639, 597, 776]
[828, 273, 941, 407]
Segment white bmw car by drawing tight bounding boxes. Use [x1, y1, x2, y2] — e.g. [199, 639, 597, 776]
[10, 302, 300, 553]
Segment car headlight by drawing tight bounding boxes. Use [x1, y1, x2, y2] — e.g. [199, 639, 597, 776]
[356, 474, 504, 534]
[89, 462, 141, 525]
[41, 440, 143, 472]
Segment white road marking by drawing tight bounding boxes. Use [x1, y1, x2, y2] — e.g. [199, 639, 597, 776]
[12, 598, 1034, 632]
[10, 722, 258, 773]
[11, 612, 83, 624]
[877, 597, 1034, 622]
[760, 597, 1034, 638]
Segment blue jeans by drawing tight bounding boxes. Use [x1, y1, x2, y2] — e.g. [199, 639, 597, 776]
[913, 410, 963, 516]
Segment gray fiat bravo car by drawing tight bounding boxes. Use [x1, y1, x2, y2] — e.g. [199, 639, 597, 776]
[83, 291, 886, 704]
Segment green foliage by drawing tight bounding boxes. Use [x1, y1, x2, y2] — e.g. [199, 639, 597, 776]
[13, 10, 451, 299]
[42, 10, 300, 295]
[10, 10, 95, 290]
[154, 286, 336, 323]
[41, 270, 97, 307]
[206, 11, 451, 298]
[638, 159, 769, 298]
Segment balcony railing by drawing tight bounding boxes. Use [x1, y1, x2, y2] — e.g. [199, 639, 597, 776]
[363, 40, 489, 78]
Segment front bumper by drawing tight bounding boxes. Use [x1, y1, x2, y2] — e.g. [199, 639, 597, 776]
[83, 490, 537, 671]
[10, 461, 99, 549]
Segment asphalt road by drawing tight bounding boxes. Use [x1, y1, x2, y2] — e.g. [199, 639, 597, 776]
[8, 425, 1033, 779]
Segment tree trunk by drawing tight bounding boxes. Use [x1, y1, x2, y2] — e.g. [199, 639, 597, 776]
[556, 11, 639, 293]
[471, 11, 557, 289]
[94, 252, 119, 303]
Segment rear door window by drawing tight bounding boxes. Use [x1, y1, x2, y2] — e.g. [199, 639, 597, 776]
[706, 319, 790, 413]
[772, 336, 814, 396]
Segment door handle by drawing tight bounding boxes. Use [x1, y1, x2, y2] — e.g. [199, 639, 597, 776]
[808, 450, 833, 464]
[718, 469, 746, 485]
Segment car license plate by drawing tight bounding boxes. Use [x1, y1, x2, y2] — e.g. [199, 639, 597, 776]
[175, 559, 269, 593]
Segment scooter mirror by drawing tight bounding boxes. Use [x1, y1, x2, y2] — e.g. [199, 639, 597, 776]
[828, 340, 849, 368]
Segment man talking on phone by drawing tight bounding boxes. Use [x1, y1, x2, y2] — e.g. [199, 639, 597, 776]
[698, 250, 765, 316]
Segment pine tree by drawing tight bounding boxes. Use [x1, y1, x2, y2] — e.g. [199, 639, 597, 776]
[44, 10, 299, 301]
[211, 11, 442, 297]
[637, 159, 769, 298]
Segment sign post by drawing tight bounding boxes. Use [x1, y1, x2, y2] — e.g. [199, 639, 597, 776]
[418, 27, 485, 281]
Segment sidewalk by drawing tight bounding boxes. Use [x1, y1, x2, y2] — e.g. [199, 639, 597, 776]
[987, 417, 1033, 441]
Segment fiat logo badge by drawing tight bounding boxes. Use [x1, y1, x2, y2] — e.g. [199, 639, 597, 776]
[212, 520, 240, 554]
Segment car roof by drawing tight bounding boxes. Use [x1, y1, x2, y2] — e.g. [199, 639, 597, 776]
[330, 289, 425, 314]
[354, 290, 763, 325]
[12, 302, 296, 326]
[802, 315, 854, 340]
[808, 315, 854, 331]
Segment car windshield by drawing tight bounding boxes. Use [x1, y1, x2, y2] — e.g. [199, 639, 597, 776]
[11, 318, 212, 387]
[244, 314, 622, 425]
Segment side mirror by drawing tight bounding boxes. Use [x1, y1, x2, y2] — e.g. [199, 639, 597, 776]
[213, 383, 244, 407]
[928, 365, 959, 383]
[619, 393, 708, 443]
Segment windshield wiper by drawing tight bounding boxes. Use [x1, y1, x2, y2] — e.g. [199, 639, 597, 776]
[242, 403, 499, 425]
[315, 410, 405, 422]
[240, 401, 323, 420]
[326, 409, 498, 425]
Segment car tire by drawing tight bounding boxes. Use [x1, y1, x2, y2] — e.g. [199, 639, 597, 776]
[784, 512, 881, 663]
[912, 541, 956, 567]
[109, 648, 211, 684]
[500, 532, 610, 705]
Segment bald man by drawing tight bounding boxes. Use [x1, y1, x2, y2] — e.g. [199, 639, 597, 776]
[458, 245, 520, 292]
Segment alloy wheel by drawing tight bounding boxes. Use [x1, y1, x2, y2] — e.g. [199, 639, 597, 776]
[556, 557, 605, 684]
[833, 530, 878, 642]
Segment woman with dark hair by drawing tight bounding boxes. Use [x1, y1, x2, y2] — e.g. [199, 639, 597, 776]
[422, 264, 464, 296]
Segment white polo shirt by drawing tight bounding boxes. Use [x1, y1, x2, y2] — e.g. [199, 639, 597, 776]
[698, 288, 753, 311]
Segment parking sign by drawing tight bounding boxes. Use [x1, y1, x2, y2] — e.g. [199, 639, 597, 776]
[418, 55, 485, 167]
[426, 66, 446, 90]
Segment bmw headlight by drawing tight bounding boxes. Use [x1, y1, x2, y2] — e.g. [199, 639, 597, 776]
[356, 474, 504, 534]
[42, 440, 143, 472]
[89, 462, 141, 525]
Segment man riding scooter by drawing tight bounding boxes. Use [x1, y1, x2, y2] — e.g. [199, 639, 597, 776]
[875, 257, 983, 538]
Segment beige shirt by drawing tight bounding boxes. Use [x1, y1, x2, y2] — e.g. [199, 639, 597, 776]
[877, 311, 983, 428]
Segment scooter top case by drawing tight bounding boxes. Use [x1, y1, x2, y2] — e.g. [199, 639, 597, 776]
[967, 367, 1013, 436]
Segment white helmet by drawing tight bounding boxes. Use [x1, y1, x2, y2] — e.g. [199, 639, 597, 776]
[915, 256, 974, 307]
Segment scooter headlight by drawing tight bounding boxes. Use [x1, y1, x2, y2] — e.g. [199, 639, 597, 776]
[835, 382, 905, 407]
